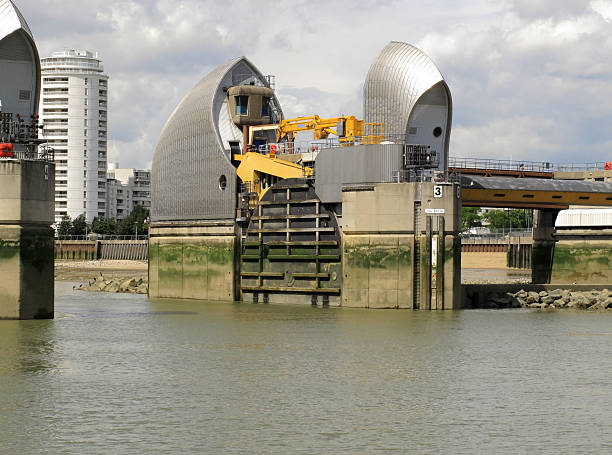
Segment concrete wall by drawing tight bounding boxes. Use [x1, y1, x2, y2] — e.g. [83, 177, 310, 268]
[551, 237, 612, 284]
[0, 160, 55, 319]
[341, 182, 461, 309]
[149, 221, 237, 301]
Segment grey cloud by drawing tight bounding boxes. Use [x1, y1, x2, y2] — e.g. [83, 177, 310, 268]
[14, 0, 612, 168]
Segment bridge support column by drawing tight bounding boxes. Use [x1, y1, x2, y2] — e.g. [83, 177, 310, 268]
[531, 209, 559, 284]
[0, 160, 55, 319]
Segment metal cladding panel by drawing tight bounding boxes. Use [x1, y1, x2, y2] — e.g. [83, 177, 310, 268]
[314, 144, 404, 204]
[556, 209, 612, 228]
[152, 57, 282, 222]
[0, 0, 33, 40]
[364, 41, 452, 169]
[0, 0, 40, 111]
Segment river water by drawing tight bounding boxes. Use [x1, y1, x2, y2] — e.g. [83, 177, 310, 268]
[1, 283, 612, 454]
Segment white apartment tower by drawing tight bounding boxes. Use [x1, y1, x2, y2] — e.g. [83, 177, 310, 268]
[39, 50, 108, 224]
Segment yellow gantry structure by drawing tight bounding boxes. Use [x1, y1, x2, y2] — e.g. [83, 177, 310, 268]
[235, 114, 382, 201]
[275, 115, 383, 144]
[234, 152, 313, 201]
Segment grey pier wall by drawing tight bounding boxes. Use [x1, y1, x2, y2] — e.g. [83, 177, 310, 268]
[0, 160, 55, 319]
[341, 182, 461, 309]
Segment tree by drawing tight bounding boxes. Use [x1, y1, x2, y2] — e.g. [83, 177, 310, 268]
[483, 209, 531, 231]
[92, 217, 117, 235]
[57, 214, 72, 236]
[117, 205, 150, 236]
[461, 207, 482, 230]
[71, 214, 88, 236]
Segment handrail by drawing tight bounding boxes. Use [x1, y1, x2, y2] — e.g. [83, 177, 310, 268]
[56, 234, 148, 241]
[449, 157, 611, 173]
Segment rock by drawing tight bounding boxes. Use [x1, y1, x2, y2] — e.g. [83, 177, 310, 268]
[517, 290, 528, 299]
[529, 302, 541, 309]
[588, 302, 607, 311]
[527, 292, 540, 303]
[553, 299, 566, 308]
[548, 289, 563, 298]
[539, 290, 548, 297]
[541, 295, 555, 304]
[104, 281, 121, 293]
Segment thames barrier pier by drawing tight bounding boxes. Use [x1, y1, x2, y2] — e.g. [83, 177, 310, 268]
[0, 0, 55, 319]
[0, 160, 55, 319]
[149, 42, 462, 308]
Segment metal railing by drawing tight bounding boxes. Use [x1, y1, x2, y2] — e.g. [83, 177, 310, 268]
[460, 229, 533, 240]
[391, 168, 461, 184]
[449, 157, 611, 173]
[0, 146, 55, 162]
[253, 135, 438, 156]
[56, 234, 148, 241]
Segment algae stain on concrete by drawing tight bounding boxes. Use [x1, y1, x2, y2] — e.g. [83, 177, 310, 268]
[0, 239, 19, 260]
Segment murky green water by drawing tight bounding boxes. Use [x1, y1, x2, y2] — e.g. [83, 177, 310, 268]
[1, 283, 612, 454]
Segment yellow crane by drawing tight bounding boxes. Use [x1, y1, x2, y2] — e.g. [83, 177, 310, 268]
[275, 115, 383, 144]
[234, 114, 382, 202]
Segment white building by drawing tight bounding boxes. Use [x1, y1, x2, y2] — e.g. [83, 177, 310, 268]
[106, 165, 151, 220]
[39, 49, 108, 224]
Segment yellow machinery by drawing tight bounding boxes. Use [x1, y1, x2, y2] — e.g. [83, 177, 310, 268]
[276, 115, 383, 144]
[234, 114, 382, 202]
[234, 152, 313, 202]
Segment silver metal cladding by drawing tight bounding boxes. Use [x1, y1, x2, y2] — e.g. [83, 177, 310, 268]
[363, 41, 452, 171]
[151, 57, 282, 222]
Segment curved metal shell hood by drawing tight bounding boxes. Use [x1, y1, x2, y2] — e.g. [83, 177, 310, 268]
[152, 57, 282, 222]
[0, 0, 41, 114]
[363, 41, 452, 170]
[0, 0, 33, 39]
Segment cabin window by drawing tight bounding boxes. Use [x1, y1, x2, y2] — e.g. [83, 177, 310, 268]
[235, 95, 248, 115]
[262, 97, 271, 116]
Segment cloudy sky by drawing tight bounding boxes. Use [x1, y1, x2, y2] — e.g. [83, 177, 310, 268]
[17, 0, 612, 169]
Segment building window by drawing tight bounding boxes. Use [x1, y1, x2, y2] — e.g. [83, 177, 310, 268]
[83, 201, 87, 208]
[84, 88, 88, 96]
[262, 97, 270, 116]
[84, 170, 87, 178]
[234, 95, 248, 115]
[84, 191, 87, 198]
[85, 77, 88, 85]
[84, 108, 88, 116]
[433, 126, 442, 138]
[19, 90, 31, 101]
[84, 99, 87, 106]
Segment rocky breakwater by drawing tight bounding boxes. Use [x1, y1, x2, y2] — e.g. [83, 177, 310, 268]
[76, 273, 148, 294]
[483, 289, 612, 310]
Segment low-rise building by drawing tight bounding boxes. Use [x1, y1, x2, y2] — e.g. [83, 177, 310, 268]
[106, 165, 151, 220]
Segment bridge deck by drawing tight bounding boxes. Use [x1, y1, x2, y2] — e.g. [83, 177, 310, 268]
[461, 176, 612, 209]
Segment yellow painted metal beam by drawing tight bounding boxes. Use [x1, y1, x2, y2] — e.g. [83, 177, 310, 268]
[234, 152, 312, 200]
[462, 188, 612, 208]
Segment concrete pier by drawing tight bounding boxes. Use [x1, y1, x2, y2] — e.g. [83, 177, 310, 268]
[0, 160, 55, 319]
[341, 182, 461, 309]
[148, 221, 237, 300]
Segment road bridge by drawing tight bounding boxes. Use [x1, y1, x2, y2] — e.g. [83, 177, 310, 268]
[460, 176, 612, 209]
